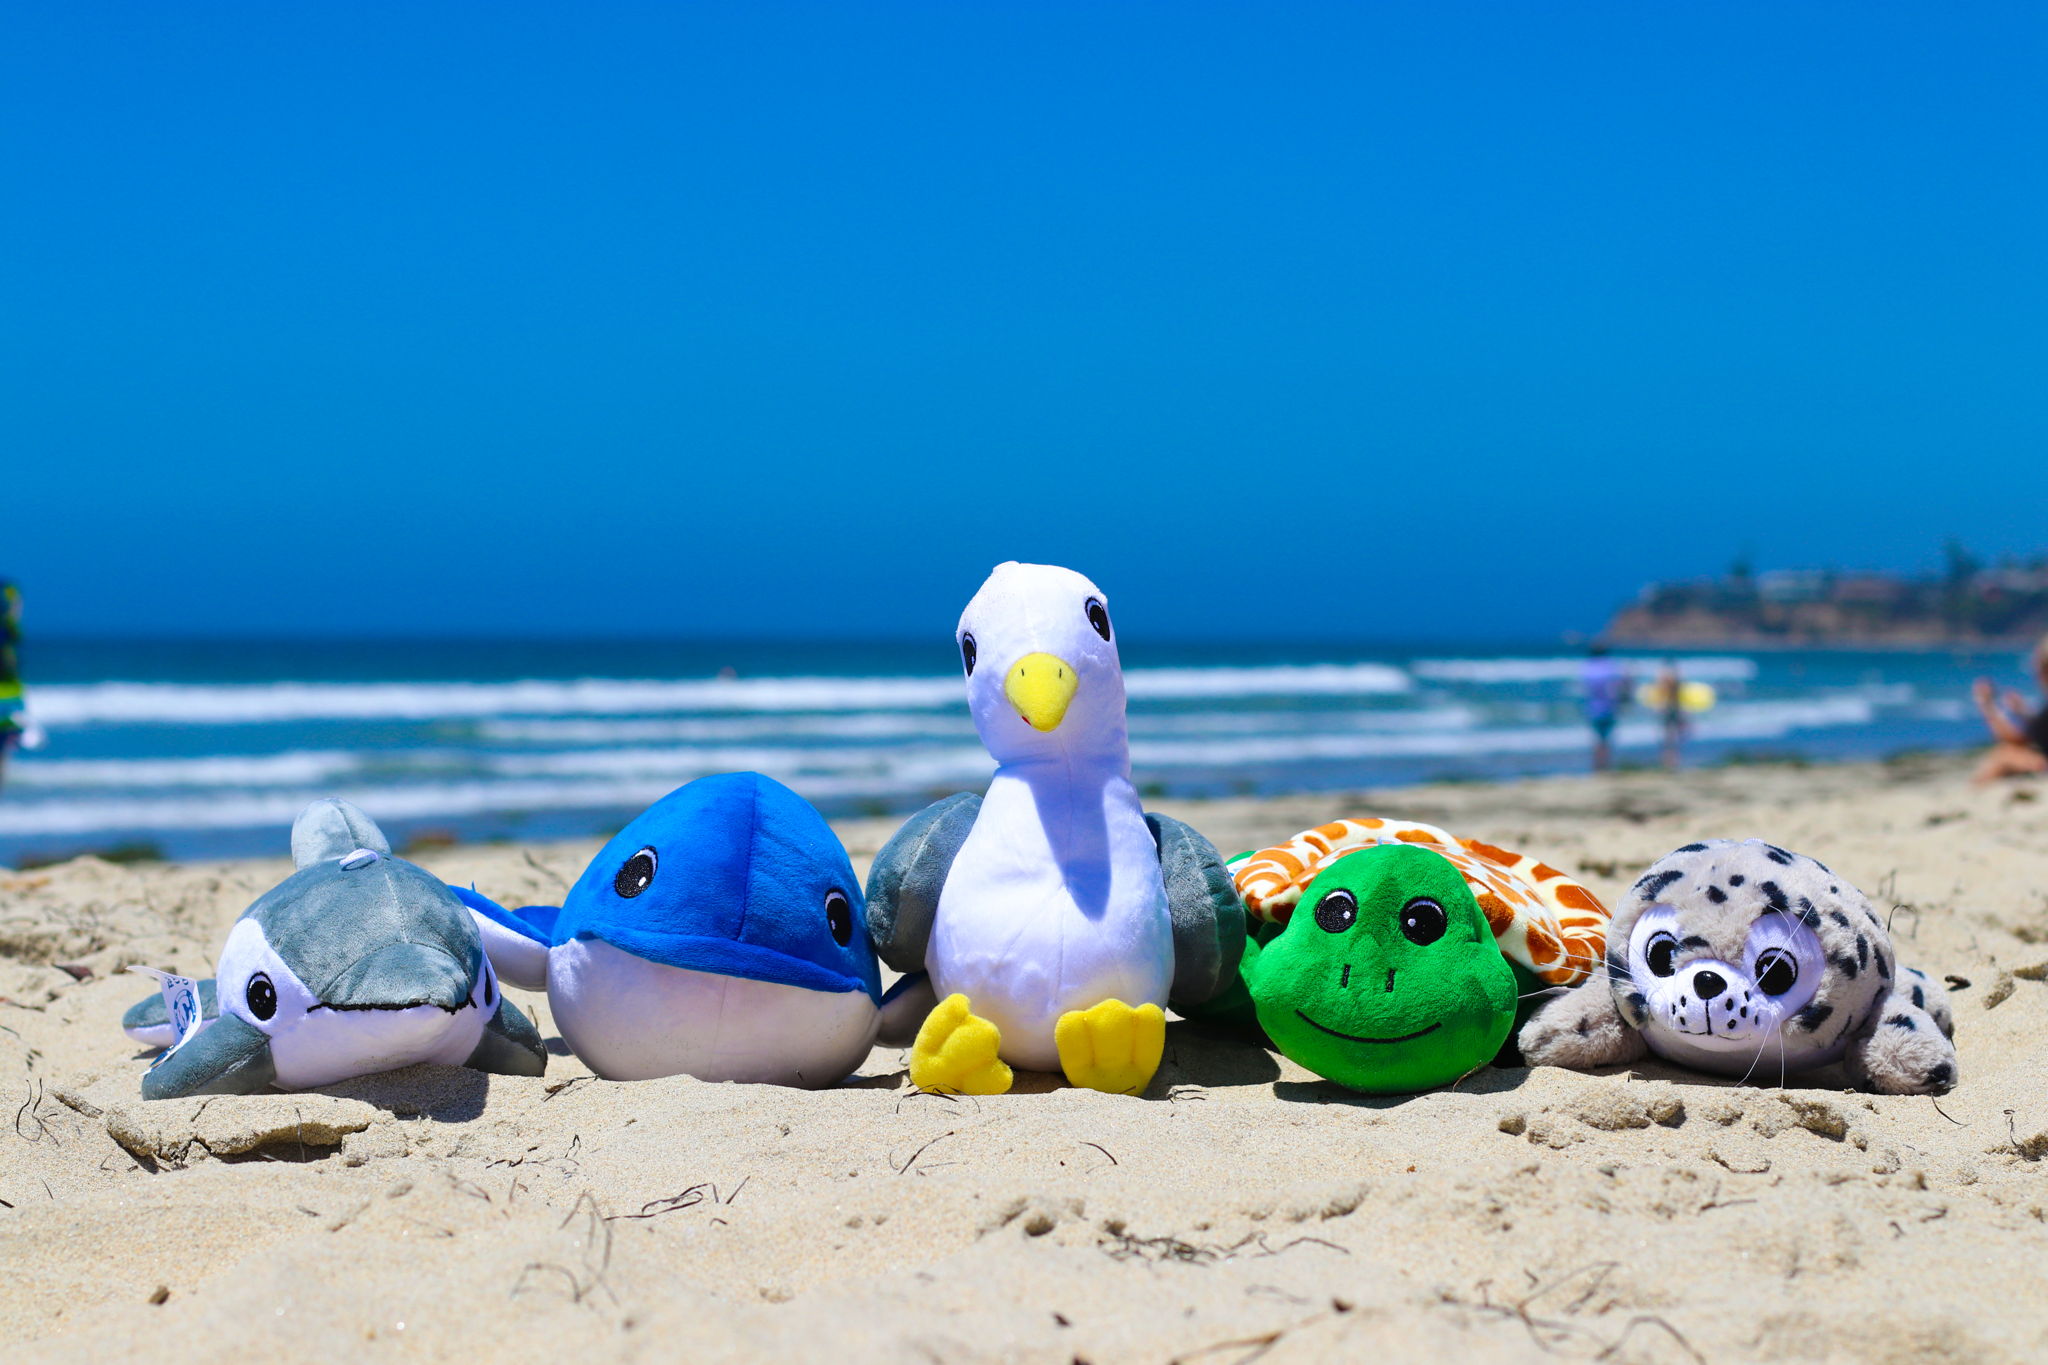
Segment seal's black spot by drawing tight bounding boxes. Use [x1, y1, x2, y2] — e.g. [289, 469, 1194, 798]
[1635, 869, 1683, 899]
[1763, 845, 1796, 865]
[1675, 843, 1708, 853]
[1886, 1013, 1918, 1032]
[1911, 984, 1925, 1008]
[1829, 952, 1860, 980]
[1828, 910, 1851, 928]
[1758, 880, 1790, 912]
[1728, 874, 1745, 887]
[1793, 1001, 1834, 1032]
[1705, 885, 1727, 904]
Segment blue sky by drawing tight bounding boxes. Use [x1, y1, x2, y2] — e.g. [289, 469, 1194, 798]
[4, 3, 2043, 640]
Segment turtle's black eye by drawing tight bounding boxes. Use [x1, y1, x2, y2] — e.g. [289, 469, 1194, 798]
[1313, 889, 1357, 934]
[1084, 597, 1112, 642]
[246, 972, 277, 1021]
[1398, 896, 1447, 946]
[960, 633, 977, 676]
[1644, 932, 1680, 978]
[614, 846, 658, 899]
[1755, 947, 1799, 996]
[825, 888, 854, 946]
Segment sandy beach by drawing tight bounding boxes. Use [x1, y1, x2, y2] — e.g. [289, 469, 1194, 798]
[5, 754, 2048, 1362]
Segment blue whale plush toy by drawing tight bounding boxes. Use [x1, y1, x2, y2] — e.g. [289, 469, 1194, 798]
[457, 772, 927, 1088]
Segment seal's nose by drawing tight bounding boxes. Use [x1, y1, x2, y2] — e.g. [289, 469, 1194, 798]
[1692, 969, 1728, 1000]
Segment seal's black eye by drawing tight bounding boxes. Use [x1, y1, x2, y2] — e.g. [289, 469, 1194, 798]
[1313, 889, 1357, 934]
[614, 846, 658, 899]
[1398, 896, 1447, 946]
[960, 633, 977, 676]
[1644, 932, 1680, 978]
[1084, 597, 1112, 642]
[246, 971, 277, 1021]
[1755, 947, 1799, 996]
[825, 889, 854, 946]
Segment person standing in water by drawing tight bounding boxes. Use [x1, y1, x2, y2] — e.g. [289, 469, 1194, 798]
[0, 581, 29, 793]
[1970, 635, 2048, 784]
[1653, 658, 1687, 771]
[1579, 644, 1628, 772]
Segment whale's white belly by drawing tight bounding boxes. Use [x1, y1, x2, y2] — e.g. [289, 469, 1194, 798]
[548, 940, 880, 1087]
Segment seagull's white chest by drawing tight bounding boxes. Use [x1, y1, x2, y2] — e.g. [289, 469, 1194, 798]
[928, 768, 1172, 1071]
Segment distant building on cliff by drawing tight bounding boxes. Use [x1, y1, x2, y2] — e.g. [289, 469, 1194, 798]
[1603, 543, 2048, 647]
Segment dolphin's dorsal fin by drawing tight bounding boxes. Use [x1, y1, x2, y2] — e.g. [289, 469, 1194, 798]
[291, 798, 393, 868]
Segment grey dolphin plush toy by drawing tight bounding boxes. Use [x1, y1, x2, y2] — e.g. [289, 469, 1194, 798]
[123, 799, 546, 1099]
[1519, 839, 1957, 1095]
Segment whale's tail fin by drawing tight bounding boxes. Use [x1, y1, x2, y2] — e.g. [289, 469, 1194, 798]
[449, 884, 556, 991]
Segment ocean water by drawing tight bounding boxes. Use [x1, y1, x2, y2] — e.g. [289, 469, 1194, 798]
[0, 637, 2030, 865]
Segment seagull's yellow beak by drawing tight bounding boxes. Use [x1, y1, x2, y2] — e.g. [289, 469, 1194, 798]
[1004, 653, 1079, 732]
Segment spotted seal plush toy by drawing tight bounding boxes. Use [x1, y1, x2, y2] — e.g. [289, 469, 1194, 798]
[1518, 839, 1957, 1094]
[1181, 817, 1611, 1093]
[122, 799, 547, 1099]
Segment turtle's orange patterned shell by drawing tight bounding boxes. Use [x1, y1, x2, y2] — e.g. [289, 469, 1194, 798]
[1229, 817, 1609, 987]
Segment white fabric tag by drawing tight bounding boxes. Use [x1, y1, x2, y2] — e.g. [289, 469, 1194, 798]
[128, 965, 205, 1061]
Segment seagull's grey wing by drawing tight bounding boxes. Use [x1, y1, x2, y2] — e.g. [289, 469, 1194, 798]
[1147, 812, 1248, 1011]
[864, 793, 981, 974]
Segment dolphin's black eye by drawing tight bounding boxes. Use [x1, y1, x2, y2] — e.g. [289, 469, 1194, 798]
[1084, 597, 1112, 642]
[1313, 889, 1357, 934]
[1398, 896, 1447, 946]
[614, 846, 658, 899]
[483, 967, 494, 1008]
[1644, 932, 1680, 978]
[1755, 948, 1799, 996]
[960, 633, 977, 676]
[825, 888, 854, 946]
[246, 972, 277, 1021]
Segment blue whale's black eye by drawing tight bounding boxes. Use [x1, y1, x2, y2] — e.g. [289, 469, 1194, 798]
[960, 633, 977, 676]
[1313, 889, 1357, 934]
[1085, 597, 1112, 642]
[825, 889, 854, 946]
[1755, 948, 1799, 996]
[615, 846, 657, 899]
[246, 972, 277, 1021]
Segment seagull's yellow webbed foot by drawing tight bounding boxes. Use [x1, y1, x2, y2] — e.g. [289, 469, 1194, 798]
[909, 993, 1013, 1095]
[1055, 998, 1165, 1095]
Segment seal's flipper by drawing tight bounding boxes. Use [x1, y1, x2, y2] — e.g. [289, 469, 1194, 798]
[877, 971, 937, 1048]
[122, 979, 220, 1049]
[140, 1012, 277, 1100]
[465, 995, 548, 1076]
[865, 793, 980, 974]
[450, 885, 554, 990]
[291, 797, 391, 868]
[1146, 812, 1247, 1012]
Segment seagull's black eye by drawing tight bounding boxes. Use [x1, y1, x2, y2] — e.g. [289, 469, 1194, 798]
[1644, 932, 1680, 978]
[825, 889, 854, 946]
[1755, 948, 1799, 996]
[1084, 597, 1112, 642]
[960, 633, 977, 676]
[246, 972, 277, 1021]
[1313, 889, 1357, 934]
[1398, 896, 1447, 946]
[614, 846, 658, 899]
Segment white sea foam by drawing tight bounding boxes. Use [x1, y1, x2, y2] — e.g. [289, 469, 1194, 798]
[29, 662, 1414, 728]
[1411, 655, 1760, 684]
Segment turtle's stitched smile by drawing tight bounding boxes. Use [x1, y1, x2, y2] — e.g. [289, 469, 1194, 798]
[1293, 1010, 1442, 1045]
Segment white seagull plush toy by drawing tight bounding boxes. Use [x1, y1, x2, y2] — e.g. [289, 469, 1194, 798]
[864, 562, 1245, 1095]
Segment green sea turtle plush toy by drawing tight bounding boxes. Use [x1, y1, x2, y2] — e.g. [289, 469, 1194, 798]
[1244, 843, 1517, 1092]
[1192, 816, 1613, 1094]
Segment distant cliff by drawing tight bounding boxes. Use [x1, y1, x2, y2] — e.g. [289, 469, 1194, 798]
[1603, 547, 2048, 648]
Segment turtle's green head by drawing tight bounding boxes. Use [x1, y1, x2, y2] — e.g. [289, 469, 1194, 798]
[1247, 843, 1516, 1094]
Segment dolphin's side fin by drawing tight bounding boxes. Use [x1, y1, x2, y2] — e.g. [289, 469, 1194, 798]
[449, 885, 555, 991]
[140, 1013, 277, 1100]
[1148, 812, 1248, 1012]
[865, 793, 981, 974]
[291, 797, 393, 868]
[122, 979, 220, 1050]
[466, 995, 549, 1076]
